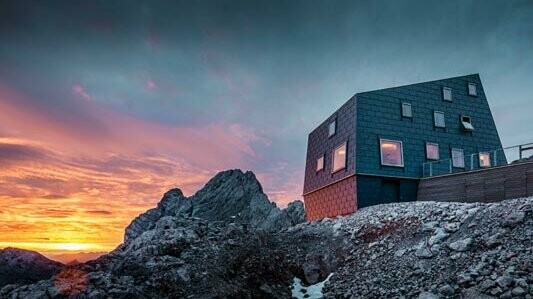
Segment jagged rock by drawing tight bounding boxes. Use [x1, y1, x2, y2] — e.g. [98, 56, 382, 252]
[502, 211, 525, 228]
[124, 170, 305, 242]
[448, 238, 473, 252]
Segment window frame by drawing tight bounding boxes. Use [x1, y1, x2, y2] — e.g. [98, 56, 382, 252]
[461, 115, 474, 131]
[328, 119, 336, 138]
[401, 102, 412, 118]
[467, 82, 477, 97]
[426, 142, 440, 160]
[331, 142, 347, 173]
[451, 148, 465, 168]
[379, 139, 404, 167]
[316, 154, 324, 173]
[442, 87, 452, 101]
[479, 152, 491, 168]
[434, 111, 446, 128]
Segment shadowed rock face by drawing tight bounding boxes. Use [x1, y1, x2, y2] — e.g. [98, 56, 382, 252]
[0, 248, 63, 288]
[125, 169, 305, 242]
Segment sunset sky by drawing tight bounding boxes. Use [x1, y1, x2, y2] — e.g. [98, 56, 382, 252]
[1, 1, 532, 259]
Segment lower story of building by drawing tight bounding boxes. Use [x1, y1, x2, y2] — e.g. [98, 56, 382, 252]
[303, 175, 419, 221]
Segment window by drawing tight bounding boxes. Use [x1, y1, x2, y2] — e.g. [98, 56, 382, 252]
[328, 120, 336, 137]
[479, 152, 491, 167]
[402, 102, 412, 118]
[468, 83, 477, 96]
[332, 142, 347, 172]
[461, 115, 474, 131]
[426, 143, 439, 160]
[316, 155, 324, 172]
[380, 139, 404, 167]
[434, 111, 446, 128]
[443, 87, 452, 101]
[452, 148, 465, 168]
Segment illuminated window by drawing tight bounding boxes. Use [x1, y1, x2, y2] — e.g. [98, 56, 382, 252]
[402, 102, 412, 118]
[328, 120, 336, 137]
[426, 143, 439, 160]
[468, 83, 477, 96]
[461, 115, 474, 131]
[434, 111, 445, 128]
[443, 87, 452, 101]
[479, 152, 491, 167]
[316, 155, 324, 172]
[332, 142, 347, 172]
[452, 148, 465, 168]
[380, 139, 404, 167]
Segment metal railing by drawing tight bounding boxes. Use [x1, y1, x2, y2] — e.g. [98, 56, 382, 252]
[422, 142, 533, 177]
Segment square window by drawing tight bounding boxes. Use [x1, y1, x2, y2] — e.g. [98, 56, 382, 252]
[479, 152, 491, 167]
[402, 102, 412, 118]
[380, 139, 404, 167]
[328, 120, 336, 137]
[468, 83, 477, 96]
[426, 143, 439, 160]
[332, 142, 347, 173]
[443, 87, 452, 101]
[461, 115, 474, 131]
[434, 111, 446, 128]
[452, 148, 465, 168]
[316, 155, 324, 172]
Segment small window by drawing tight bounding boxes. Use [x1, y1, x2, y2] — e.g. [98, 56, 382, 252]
[442, 87, 452, 101]
[468, 83, 477, 96]
[461, 115, 474, 131]
[479, 152, 491, 167]
[426, 143, 439, 160]
[328, 120, 336, 137]
[452, 148, 465, 168]
[316, 155, 324, 172]
[332, 142, 347, 173]
[434, 111, 446, 128]
[402, 103, 412, 118]
[380, 139, 404, 167]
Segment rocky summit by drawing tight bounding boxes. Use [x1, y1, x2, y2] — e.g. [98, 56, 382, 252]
[1, 169, 532, 299]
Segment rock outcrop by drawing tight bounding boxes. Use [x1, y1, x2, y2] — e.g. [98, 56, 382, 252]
[2, 169, 532, 299]
[0, 248, 63, 288]
[125, 169, 305, 242]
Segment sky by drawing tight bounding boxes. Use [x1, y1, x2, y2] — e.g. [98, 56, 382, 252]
[0, 0, 532, 258]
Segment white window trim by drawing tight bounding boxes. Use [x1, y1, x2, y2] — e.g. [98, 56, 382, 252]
[328, 119, 336, 138]
[380, 139, 404, 167]
[468, 82, 477, 96]
[426, 142, 440, 160]
[316, 154, 324, 172]
[331, 142, 347, 173]
[402, 102, 412, 118]
[451, 148, 465, 168]
[479, 152, 491, 168]
[434, 111, 446, 128]
[442, 87, 452, 101]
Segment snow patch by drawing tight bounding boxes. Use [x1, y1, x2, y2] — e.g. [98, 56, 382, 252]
[291, 273, 333, 299]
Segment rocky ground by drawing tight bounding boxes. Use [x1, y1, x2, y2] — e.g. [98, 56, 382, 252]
[1, 169, 532, 298]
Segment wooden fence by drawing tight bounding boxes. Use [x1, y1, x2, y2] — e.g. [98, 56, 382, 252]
[418, 161, 533, 203]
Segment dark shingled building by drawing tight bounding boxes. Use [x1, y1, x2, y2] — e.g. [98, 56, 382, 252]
[303, 74, 504, 221]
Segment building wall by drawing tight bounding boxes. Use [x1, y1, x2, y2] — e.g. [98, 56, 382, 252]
[355, 74, 504, 179]
[418, 162, 533, 203]
[356, 175, 418, 208]
[303, 176, 356, 221]
[303, 97, 356, 194]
